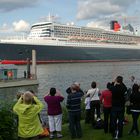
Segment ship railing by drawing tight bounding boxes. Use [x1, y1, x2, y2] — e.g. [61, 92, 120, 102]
[56, 41, 95, 47]
[0, 36, 27, 40]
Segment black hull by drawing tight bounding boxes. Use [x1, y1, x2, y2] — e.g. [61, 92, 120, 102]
[0, 43, 140, 63]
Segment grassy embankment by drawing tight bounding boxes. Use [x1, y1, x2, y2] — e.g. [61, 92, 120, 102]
[42, 115, 140, 140]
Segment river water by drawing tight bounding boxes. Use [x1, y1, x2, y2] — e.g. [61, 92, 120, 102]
[17, 61, 140, 101]
[1, 61, 140, 123]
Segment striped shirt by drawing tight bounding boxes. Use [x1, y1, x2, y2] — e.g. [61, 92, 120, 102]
[66, 91, 83, 112]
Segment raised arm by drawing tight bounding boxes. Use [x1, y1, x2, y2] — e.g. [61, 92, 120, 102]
[13, 97, 23, 114]
[33, 96, 44, 114]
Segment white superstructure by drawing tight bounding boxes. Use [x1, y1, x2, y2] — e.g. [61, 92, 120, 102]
[27, 21, 140, 45]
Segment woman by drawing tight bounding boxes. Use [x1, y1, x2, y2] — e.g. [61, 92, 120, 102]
[13, 91, 44, 140]
[129, 83, 140, 135]
[100, 82, 112, 133]
[44, 88, 64, 139]
[86, 81, 101, 125]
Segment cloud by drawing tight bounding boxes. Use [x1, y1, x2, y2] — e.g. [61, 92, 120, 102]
[13, 20, 30, 32]
[0, 23, 13, 33]
[86, 21, 109, 30]
[0, 0, 41, 12]
[77, 0, 139, 20]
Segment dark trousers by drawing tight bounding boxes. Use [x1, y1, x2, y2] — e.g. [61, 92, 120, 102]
[103, 107, 112, 133]
[85, 109, 91, 123]
[130, 112, 140, 134]
[68, 111, 82, 138]
[90, 100, 101, 124]
[111, 107, 125, 138]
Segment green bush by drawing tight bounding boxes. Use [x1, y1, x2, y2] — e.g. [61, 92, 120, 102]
[0, 103, 18, 140]
[62, 105, 69, 124]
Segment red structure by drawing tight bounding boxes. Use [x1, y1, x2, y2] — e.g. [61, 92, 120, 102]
[114, 22, 121, 31]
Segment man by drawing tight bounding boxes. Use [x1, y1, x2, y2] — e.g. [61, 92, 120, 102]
[110, 76, 127, 139]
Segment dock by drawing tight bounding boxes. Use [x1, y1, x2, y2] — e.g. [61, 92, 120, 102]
[0, 79, 39, 88]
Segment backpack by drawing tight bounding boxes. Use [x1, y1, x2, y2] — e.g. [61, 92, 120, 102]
[93, 119, 104, 129]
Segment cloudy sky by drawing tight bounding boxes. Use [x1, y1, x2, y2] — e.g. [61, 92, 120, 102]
[0, 0, 140, 34]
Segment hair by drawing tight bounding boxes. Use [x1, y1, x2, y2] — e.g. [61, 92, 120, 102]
[107, 82, 111, 90]
[131, 76, 135, 82]
[70, 84, 79, 92]
[132, 83, 139, 93]
[23, 91, 33, 105]
[74, 82, 80, 87]
[50, 88, 56, 96]
[91, 81, 96, 88]
[29, 90, 35, 95]
[116, 76, 123, 83]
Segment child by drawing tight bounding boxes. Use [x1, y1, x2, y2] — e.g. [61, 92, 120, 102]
[85, 94, 91, 124]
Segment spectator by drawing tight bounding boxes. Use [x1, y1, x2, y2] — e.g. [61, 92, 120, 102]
[126, 76, 137, 102]
[128, 84, 140, 135]
[13, 91, 44, 140]
[85, 94, 91, 124]
[110, 76, 127, 139]
[66, 84, 84, 139]
[100, 82, 112, 133]
[44, 88, 64, 139]
[86, 81, 101, 126]
[66, 82, 84, 94]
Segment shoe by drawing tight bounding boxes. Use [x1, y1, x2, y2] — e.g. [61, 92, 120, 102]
[49, 134, 54, 139]
[113, 136, 118, 140]
[57, 133, 63, 138]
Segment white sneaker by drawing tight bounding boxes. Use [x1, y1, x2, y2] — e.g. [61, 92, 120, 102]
[57, 133, 63, 138]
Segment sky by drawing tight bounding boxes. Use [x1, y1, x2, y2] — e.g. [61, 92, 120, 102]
[0, 0, 140, 35]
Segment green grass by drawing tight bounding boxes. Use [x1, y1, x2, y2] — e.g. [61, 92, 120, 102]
[41, 115, 140, 140]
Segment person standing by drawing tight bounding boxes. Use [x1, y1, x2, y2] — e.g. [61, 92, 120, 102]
[66, 82, 84, 95]
[110, 76, 127, 139]
[66, 84, 84, 139]
[126, 76, 137, 102]
[84, 94, 91, 124]
[128, 84, 140, 135]
[44, 88, 64, 139]
[13, 91, 44, 140]
[100, 82, 112, 133]
[86, 81, 101, 125]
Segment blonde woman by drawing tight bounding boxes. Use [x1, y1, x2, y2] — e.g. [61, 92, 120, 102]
[13, 91, 44, 140]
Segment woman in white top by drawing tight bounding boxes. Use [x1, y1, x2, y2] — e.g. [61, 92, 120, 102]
[87, 81, 101, 126]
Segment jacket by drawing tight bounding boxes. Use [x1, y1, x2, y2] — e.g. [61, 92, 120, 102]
[130, 92, 140, 111]
[13, 96, 44, 138]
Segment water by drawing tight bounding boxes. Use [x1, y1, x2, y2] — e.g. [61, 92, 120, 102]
[17, 61, 140, 100]
[1, 61, 140, 123]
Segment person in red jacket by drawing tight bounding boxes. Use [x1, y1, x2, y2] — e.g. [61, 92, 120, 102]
[100, 82, 112, 133]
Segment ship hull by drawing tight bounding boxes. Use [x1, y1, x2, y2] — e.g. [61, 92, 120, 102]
[0, 43, 140, 64]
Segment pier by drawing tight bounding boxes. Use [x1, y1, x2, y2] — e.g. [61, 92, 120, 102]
[0, 50, 38, 101]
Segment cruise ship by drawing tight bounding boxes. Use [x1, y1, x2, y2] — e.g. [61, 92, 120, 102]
[0, 20, 140, 64]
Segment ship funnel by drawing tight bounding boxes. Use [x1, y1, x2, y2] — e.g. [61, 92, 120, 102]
[110, 20, 121, 31]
